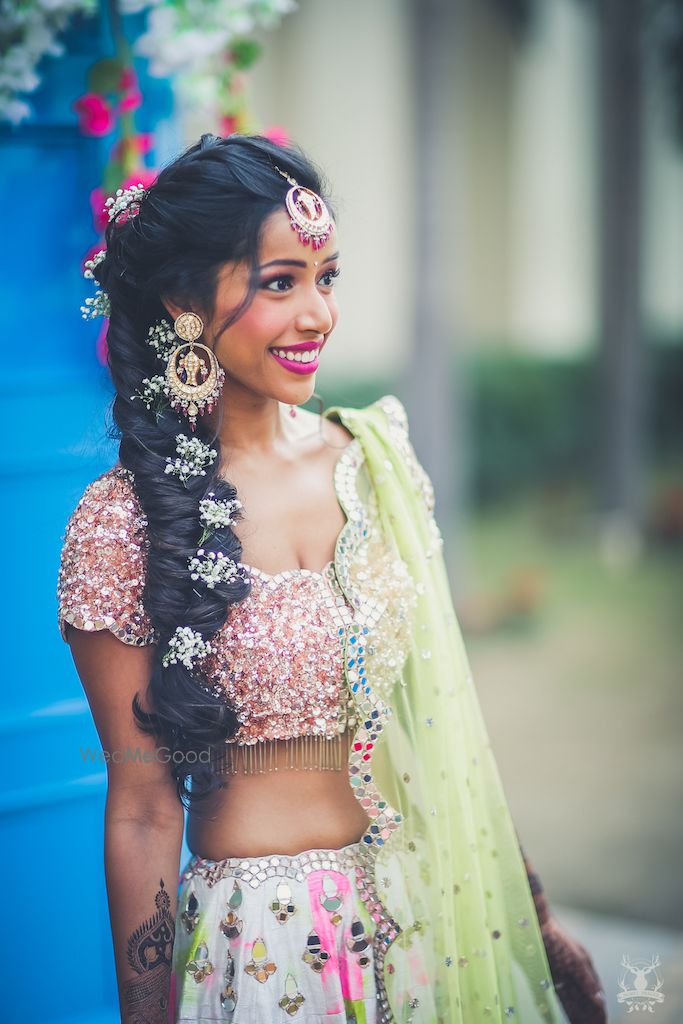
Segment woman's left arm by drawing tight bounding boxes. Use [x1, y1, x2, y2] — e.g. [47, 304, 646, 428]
[520, 843, 608, 1024]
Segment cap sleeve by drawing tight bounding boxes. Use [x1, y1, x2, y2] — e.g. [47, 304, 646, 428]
[57, 465, 157, 647]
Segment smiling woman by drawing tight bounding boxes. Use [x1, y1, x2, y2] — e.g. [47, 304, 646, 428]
[57, 133, 606, 1024]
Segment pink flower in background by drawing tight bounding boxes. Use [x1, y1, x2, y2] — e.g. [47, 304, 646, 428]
[263, 125, 290, 147]
[118, 87, 142, 114]
[112, 133, 153, 161]
[121, 168, 157, 192]
[73, 93, 115, 136]
[117, 67, 142, 113]
[220, 115, 239, 136]
[118, 67, 138, 91]
[135, 132, 153, 154]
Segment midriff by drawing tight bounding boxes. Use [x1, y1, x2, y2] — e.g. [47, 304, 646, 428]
[186, 729, 370, 859]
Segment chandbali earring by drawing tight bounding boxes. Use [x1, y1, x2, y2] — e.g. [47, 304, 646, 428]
[165, 312, 225, 431]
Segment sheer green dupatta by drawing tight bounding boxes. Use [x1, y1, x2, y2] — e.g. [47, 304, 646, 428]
[324, 395, 567, 1024]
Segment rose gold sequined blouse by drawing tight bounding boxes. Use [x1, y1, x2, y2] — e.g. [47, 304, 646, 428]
[56, 441, 417, 774]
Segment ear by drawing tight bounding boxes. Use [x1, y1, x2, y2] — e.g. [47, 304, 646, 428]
[160, 296, 185, 324]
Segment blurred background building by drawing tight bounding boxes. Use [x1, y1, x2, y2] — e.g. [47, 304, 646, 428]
[1, 0, 681, 1020]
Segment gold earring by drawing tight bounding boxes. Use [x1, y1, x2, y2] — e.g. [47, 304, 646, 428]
[165, 312, 225, 431]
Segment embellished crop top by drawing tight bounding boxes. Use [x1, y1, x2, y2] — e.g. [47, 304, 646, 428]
[56, 436, 418, 774]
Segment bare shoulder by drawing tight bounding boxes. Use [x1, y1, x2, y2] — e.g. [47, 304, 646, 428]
[294, 404, 355, 448]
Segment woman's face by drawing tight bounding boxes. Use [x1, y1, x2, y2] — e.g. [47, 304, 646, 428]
[195, 207, 340, 408]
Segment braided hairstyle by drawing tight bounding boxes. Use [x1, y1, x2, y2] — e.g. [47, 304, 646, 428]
[93, 133, 335, 808]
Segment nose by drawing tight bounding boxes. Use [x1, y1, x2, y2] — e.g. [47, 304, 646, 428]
[294, 282, 334, 336]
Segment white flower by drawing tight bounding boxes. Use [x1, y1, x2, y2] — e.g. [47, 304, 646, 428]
[146, 318, 178, 361]
[131, 0, 298, 78]
[80, 289, 110, 319]
[161, 625, 212, 669]
[164, 434, 218, 485]
[83, 249, 106, 280]
[188, 548, 243, 589]
[80, 249, 109, 318]
[0, 0, 96, 125]
[199, 493, 243, 531]
[104, 182, 148, 223]
[131, 374, 170, 412]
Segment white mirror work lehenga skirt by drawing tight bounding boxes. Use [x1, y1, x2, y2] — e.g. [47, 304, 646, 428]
[170, 840, 394, 1023]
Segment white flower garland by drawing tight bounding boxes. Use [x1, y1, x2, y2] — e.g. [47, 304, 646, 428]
[125, 0, 297, 77]
[161, 626, 213, 669]
[0, 0, 97, 125]
[164, 434, 218, 485]
[1, 0, 297, 127]
[188, 549, 243, 589]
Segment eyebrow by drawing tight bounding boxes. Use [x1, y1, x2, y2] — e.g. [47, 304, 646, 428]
[259, 251, 340, 270]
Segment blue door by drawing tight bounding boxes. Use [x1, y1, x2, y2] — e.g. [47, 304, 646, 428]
[0, 7, 182, 1021]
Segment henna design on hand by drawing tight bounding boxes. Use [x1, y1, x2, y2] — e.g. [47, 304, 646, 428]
[520, 846, 608, 1024]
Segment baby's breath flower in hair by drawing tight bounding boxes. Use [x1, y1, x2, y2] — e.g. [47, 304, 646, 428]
[161, 626, 213, 670]
[199, 493, 243, 531]
[146, 318, 178, 362]
[80, 250, 111, 319]
[164, 435, 218, 485]
[131, 374, 170, 415]
[105, 182, 148, 223]
[80, 290, 111, 320]
[84, 250, 106, 279]
[198, 492, 244, 545]
[189, 549, 243, 589]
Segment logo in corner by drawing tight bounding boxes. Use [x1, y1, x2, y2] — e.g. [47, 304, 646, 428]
[617, 954, 665, 1012]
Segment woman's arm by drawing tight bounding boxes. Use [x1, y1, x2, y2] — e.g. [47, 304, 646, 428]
[519, 843, 608, 1024]
[68, 626, 184, 1024]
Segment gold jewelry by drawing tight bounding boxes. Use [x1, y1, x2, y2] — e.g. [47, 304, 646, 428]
[165, 312, 225, 431]
[274, 166, 333, 251]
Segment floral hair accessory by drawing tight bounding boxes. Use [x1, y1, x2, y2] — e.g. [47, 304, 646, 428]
[161, 626, 213, 669]
[198, 492, 243, 546]
[131, 374, 170, 417]
[199, 493, 243, 531]
[105, 181, 148, 224]
[188, 549, 244, 590]
[80, 249, 110, 319]
[146, 318, 178, 362]
[164, 434, 218, 485]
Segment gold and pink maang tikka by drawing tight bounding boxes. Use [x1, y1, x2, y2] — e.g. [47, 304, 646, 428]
[273, 165, 334, 251]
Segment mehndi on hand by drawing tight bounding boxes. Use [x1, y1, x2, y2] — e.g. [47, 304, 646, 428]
[521, 846, 608, 1024]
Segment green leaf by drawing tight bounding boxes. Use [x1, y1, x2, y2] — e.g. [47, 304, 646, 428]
[88, 58, 125, 95]
[230, 38, 262, 70]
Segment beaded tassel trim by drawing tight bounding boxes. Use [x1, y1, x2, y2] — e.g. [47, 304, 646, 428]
[210, 732, 352, 775]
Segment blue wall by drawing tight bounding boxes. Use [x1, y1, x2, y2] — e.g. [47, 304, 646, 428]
[0, 6, 186, 1021]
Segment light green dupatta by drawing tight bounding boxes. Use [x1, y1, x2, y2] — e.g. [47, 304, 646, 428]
[323, 395, 568, 1024]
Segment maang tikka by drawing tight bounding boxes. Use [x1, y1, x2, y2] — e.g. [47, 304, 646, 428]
[273, 165, 333, 250]
[165, 312, 225, 430]
[272, 165, 332, 416]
